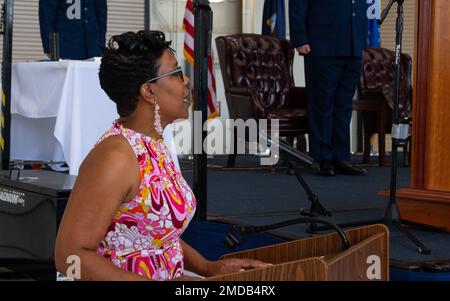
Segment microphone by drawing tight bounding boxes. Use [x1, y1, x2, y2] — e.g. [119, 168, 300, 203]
[378, 0, 398, 25]
[224, 217, 351, 251]
[259, 134, 314, 168]
[49, 32, 60, 61]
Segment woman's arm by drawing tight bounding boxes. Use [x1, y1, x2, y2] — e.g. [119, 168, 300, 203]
[180, 240, 212, 277]
[55, 136, 146, 281]
[181, 240, 272, 278]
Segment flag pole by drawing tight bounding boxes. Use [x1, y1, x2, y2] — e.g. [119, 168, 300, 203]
[0, 0, 14, 170]
[193, 0, 212, 221]
[144, 0, 150, 30]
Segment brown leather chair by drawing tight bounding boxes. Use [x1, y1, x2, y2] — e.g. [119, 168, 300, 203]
[216, 34, 308, 167]
[354, 47, 412, 166]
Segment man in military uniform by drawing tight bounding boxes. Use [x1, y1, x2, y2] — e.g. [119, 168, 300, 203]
[39, 0, 107, 60]
[289, 0, 368, 176]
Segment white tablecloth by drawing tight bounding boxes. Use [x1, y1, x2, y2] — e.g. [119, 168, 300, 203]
[10, 60, 180, 175]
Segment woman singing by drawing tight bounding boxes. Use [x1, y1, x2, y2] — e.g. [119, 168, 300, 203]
[55, 30, 269, 280]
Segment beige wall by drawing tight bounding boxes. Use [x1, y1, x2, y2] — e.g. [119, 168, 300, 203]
[380, 0, 417, 65]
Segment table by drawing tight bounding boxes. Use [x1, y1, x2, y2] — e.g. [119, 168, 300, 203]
[10, 60, 180, 175]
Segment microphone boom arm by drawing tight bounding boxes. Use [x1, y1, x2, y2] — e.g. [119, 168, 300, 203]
[378, 0, 404, 25]
[225, 217, 351, 251]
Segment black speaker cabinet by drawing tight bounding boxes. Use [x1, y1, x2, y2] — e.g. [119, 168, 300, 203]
[0, 170, 75, 279]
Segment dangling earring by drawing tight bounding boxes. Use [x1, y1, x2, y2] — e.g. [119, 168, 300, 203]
[154, 102, 164, 136]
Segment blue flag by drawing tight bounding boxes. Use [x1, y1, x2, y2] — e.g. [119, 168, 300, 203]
[367, 0, 381, 47]
[262, 0, 286, 39]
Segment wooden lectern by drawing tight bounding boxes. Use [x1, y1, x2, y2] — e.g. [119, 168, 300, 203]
[206, 224, 389, 281]
[382, 0, 450, 231]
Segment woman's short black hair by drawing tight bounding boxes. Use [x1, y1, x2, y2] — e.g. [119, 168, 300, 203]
[99, 30, 173, 117]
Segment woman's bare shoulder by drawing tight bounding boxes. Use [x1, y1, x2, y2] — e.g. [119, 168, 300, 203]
[78, 134, 139, 183]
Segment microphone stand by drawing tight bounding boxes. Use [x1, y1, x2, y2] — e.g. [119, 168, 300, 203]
[224, 217, 350, 251]
[220, 134, 334, 245]
[261, 135, 332, 235]
[379, 0, 431, 255]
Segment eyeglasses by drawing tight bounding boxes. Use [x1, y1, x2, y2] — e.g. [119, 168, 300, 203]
[146, 67, 184, 83]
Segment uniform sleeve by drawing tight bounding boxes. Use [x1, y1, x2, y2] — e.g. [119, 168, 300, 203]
[94, 0, 108, 47]
[362, 1, 369, 50]
[39, 0, 58, 54]
[288, 0, 310, 49]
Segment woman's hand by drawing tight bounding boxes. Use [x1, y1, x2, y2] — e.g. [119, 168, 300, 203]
[206, 258, 272, 277]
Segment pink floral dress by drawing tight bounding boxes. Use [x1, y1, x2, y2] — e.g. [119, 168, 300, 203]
[96, 122, 196, 281]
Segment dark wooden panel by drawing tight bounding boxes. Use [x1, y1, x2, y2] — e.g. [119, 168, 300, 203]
[412, 0, 433, 188]
[423, 0, 450, 191]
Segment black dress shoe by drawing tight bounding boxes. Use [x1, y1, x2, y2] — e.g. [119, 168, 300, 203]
[319, 161, 335, 177]
[333, 161, 368, 176]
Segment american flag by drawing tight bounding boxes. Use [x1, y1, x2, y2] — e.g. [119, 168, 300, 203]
[183, 0, 219, 118]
